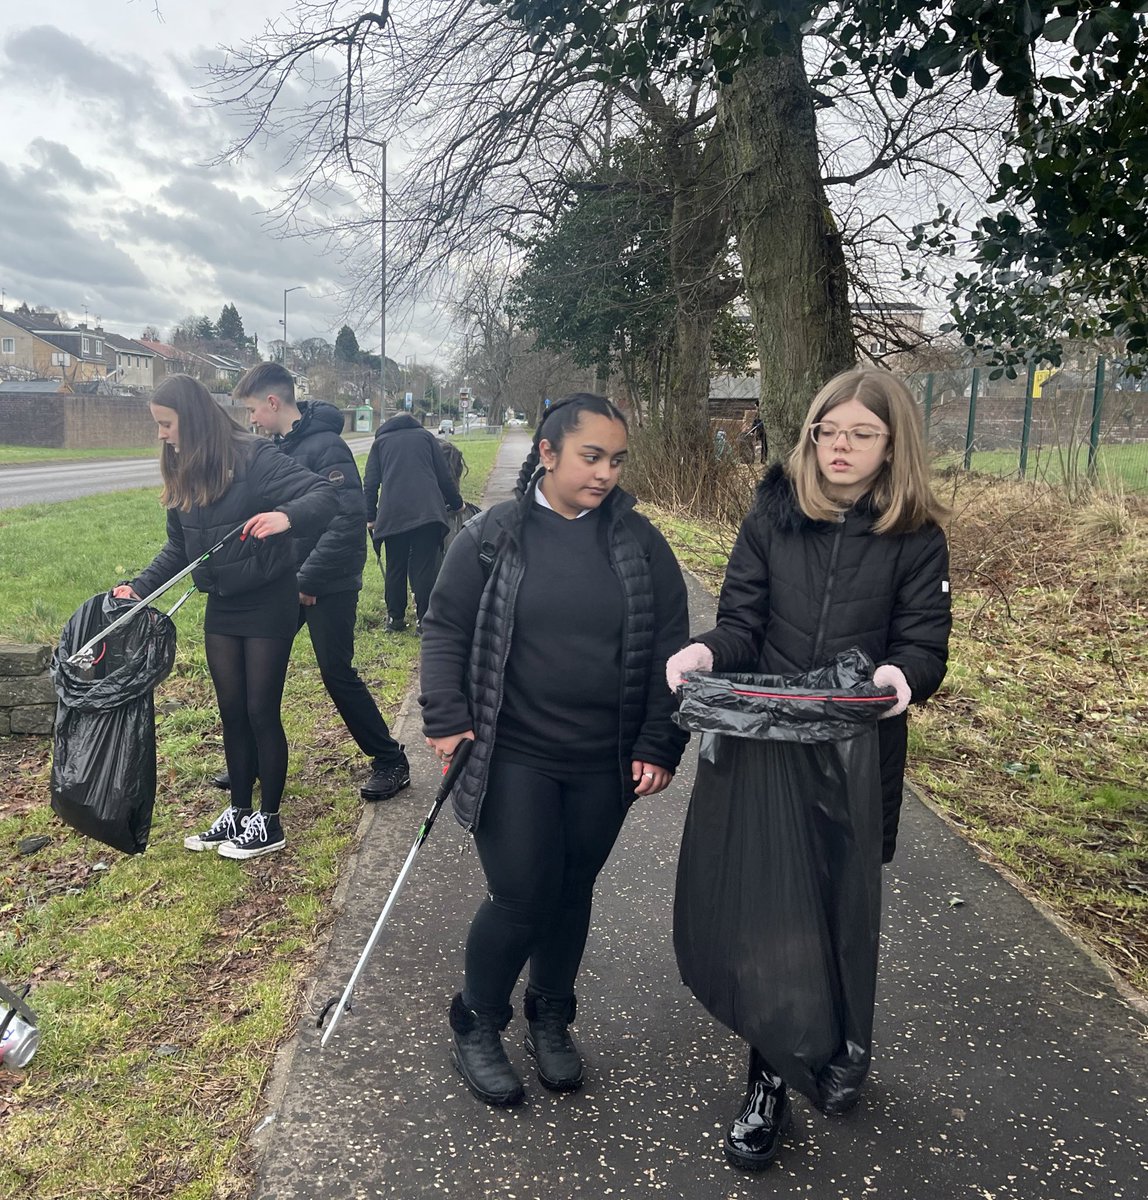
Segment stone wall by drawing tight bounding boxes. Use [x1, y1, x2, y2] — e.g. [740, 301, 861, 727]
[0, 644, 55, 735]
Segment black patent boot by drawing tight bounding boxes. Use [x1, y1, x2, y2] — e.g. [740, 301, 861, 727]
[524, 990, 583, 1092]
[723, 1048, 791, 1171]
[449, 993, 525, 1107]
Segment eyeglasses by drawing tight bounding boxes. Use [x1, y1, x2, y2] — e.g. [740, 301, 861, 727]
[808, 423, 889, 449]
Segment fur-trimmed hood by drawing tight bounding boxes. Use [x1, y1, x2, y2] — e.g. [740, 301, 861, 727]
[754, 462, 879, 533]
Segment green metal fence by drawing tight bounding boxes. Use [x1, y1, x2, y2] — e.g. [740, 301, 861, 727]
[906, 356, 1148, 493]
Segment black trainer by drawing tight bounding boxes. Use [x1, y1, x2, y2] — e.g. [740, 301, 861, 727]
[524, 990, 583, 1091]
[723, 1049, 791, 1171]
[211, 771, 231, 790]
[360, 756, 411, 802]
[449, 993, 524, 1107]
[217, 811, 285, 860]
[184, 805, 251, 852]
[384, 615, 407, 633]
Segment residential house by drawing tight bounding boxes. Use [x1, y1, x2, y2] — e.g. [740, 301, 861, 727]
[0, 309, 109, 384]
[139, 339, 192, 382]
[103, 333, 159, 389]
[854, 302, 927, 366]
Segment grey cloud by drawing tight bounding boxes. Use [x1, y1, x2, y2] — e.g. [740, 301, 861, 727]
[28, 139, 114, 191]
[0, 160, 148, 292]
[1, 25, 185, 131]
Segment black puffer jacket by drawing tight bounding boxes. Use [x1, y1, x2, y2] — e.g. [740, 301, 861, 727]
[695, 464, 951, 699]
[419, 484, 690, 831]
[275, 401, 367, 595]
[131, 436, 337, 599]
[363, 413, 463, 540]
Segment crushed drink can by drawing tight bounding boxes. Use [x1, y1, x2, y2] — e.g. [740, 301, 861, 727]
[0, 999, 39, 1069]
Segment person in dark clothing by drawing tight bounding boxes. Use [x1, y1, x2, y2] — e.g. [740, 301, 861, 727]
[363, 413, 463, 632]
[233, 363, 411, 802]
[666, 366, 952, 1170]
[113, 374, 337, 859]
[419, 394, 690, 1108]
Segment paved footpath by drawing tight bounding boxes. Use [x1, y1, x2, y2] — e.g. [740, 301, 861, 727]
[250, 431, 1147, 1199]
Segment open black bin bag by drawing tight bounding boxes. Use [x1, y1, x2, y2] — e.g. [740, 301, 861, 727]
[672, 648, 897, 1108]
[50, 593, 177, 855]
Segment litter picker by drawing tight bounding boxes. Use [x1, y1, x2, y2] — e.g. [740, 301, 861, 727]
[66, 522, 247, 668]
[318, 738, 474, 1046]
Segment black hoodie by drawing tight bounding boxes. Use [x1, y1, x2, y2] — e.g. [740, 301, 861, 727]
[276, 400, 367, 595]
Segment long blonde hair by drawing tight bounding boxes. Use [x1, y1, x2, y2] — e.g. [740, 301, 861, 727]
[786, 366, 946, 534]
[151, 375, 248, 512]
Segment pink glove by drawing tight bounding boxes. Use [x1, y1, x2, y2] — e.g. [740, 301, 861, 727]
[873, 663, 911, 718]
[666, 643, 714, 691]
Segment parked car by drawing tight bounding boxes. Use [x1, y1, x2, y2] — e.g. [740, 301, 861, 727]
[438, 418, 455, 435]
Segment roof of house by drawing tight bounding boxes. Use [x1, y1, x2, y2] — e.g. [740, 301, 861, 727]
[0, 311, 107, 361]
[103, 332, 156, 356]
[854, 302, 926, 314]
[709, 374, 760, 401]
[139, 339, 183, 360]
[199, 352, 245, 373]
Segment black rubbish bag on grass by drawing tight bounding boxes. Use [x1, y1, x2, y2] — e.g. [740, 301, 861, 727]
[672, 648, 896, 1109]
[49, 593, 177, 855]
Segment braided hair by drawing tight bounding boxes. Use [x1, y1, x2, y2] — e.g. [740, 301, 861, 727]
[513, 393, 628, 498]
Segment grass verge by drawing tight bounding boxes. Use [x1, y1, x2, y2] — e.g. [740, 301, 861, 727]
[0, 434, 501, 1200]
[0, 445, 157, 465]
[640, 475, 1148, 1000]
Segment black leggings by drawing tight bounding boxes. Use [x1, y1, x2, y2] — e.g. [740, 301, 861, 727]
[464, 757, 628, 1014]
[204, 633, 292, 814]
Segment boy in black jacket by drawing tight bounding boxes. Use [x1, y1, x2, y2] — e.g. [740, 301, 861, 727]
[234, 363, 409, 801]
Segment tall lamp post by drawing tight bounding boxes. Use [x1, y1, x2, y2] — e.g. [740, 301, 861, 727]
[281, 285, 304, 364]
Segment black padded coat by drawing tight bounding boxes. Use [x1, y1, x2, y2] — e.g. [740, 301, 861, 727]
[419, 483, 690, 832]
[693, 464, 952, 861]
[363, 413, 463, 540]
[275, 401, 368, 596]
[131, 435, 337, 599]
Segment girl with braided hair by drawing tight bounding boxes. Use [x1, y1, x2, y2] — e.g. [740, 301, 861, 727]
[419, 394, 690, 1106]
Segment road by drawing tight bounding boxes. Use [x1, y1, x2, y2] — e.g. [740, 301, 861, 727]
[0, 437, 377, 511]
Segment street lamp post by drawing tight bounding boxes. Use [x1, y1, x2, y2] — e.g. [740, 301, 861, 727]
[281, 286, 304, 363]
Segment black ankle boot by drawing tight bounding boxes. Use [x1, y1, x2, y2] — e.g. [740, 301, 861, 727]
[449, 993, 524, 1107]
[523, 990, 583, 1092]
[723, 1049, 791, 1171]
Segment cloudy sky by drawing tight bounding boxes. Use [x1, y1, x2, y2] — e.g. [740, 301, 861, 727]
[0, 1, 447, 363]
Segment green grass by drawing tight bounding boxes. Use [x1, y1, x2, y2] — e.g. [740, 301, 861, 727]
[0, 432, 501, 1200]
[0, 445, 157, 465]
[934, 442, 1148, 491]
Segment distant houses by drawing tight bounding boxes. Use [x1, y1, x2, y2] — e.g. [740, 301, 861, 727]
[0, 309, 109, 385]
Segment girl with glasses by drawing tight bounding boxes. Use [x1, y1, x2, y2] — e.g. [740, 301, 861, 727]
[666, 365, 952, 1169]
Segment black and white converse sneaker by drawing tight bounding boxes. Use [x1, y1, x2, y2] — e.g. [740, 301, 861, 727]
[184, 806, 252, 852]
[217, 811, 285, 860]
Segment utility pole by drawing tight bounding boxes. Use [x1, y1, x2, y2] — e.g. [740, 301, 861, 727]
[379, 141, 387, 422]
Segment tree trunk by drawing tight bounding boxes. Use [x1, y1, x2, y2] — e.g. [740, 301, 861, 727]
[720, 40, 855, 459]
[641, 92, 740, 432]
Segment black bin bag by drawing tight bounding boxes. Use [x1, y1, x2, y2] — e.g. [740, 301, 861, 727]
[50, 594, 178, 855]
[672, 648, 896, 1109]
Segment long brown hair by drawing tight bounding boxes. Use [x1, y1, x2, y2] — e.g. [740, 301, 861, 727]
[151, 375, 248, 511]
[786, 366, 946, 534]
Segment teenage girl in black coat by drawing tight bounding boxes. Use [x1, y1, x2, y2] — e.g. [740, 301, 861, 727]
[419, 394, 690, 1107]
[114, 375, 336, 860]
[667, 366, 952, 1170]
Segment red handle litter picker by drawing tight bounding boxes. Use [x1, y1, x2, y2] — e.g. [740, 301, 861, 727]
[318, 737, 474, 1047]
[66, 523, 247, 668]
